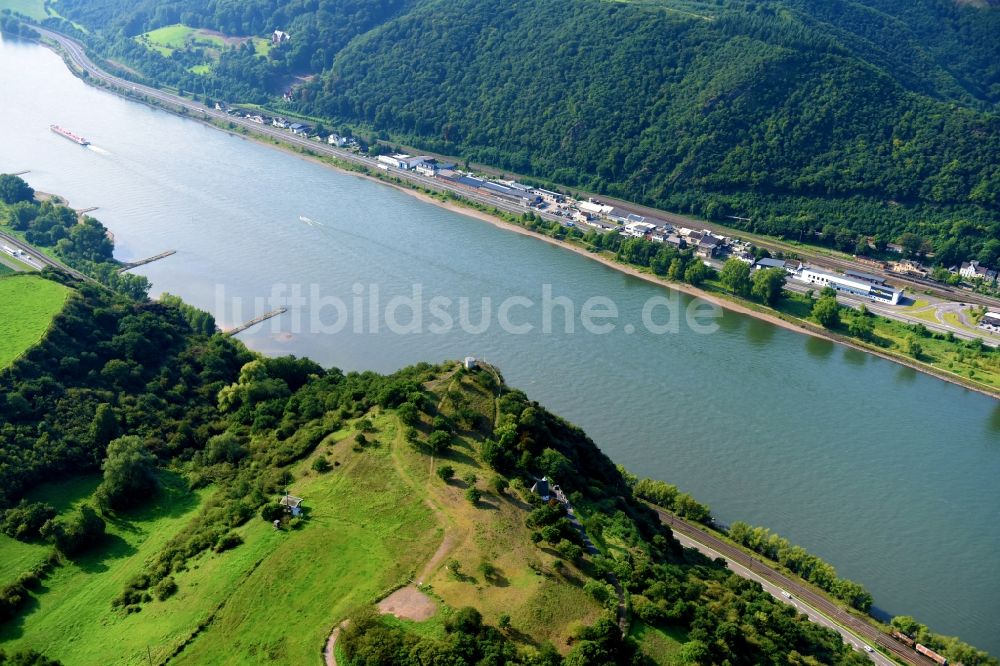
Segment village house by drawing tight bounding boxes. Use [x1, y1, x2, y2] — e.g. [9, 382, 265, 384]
[279, 494, 303, 517]
[622, 220, 656, 238]
[530, 477, 551, 501]
[271, 30, 290, 45]
[696, 236, 721, 258]
[754, 258, 800, 274]
[960, 260, 997, 282]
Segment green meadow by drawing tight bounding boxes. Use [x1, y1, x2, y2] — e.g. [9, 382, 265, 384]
[0, 274, 70, 368]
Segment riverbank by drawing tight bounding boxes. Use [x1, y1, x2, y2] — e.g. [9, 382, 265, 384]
[24, 28, 999, 400]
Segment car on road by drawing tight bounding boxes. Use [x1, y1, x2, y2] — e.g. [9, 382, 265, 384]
[863, 645, 873, 653]
[780, 590, 792, 599]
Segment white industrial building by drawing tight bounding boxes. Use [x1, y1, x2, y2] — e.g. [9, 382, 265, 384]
[794, 267, 903, 305]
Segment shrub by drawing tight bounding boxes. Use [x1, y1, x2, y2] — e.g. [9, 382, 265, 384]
[556, 540, 583, 562]
[490, 476, 509, 496]
[40, 504, 106, 556]
[465, 488, 482, 505]
[260, 503, 285, 522]
[153, 577, 177, 601]
[311, 457, 331, 473]
[213, 532, 243, 553]
[1, 501, 56, 542]
[436, 464, 455, 482]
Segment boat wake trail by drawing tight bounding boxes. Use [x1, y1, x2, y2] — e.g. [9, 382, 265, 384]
[87, 145, 111, 155]
[299, 215, 324, 227]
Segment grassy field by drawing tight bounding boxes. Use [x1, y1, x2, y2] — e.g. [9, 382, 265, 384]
[0, 474, 217, 664]
[135, 24, 272, 73]
[174, 419, 441, 665]
[404, 372, 604, 651]
[1, 367, 609, 663]
[0, 0, 47, 20]
[631, 621, 686, 664]
[0, 274, 70, 368]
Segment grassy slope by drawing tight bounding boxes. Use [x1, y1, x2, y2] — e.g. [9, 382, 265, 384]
[630, 621, 686, 665]
[0, 474, 216, 664]
[134, 23, 270, 72]
[413, 372, 603, 650]
[0, 275, 70, 368]
[0, 0, 46, 20]
[0, 367, 605, 664]
[174, 417, 441, 665]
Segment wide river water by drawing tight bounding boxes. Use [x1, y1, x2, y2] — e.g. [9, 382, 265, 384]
[2, 36, 998, 652]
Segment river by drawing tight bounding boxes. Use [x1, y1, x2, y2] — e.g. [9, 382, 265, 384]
[1, 36, 998, 653]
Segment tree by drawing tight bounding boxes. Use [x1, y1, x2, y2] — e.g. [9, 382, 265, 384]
[89, 403, 118, 448]
[898, 232, 925, 258]
[848, 314, 875, 340]
[0, 174, 34, 204]
[751, 267, 786, 305]
[396, 402, 419, 426]
[683, 260, 709, 286]
[465, 487, 482, 504]
[426, 430, 452, 455]
[812, 297, 841, 328]
[905, 337, 923, 359]
[94, 436, 158, 511]
[436, 464, 455, 482]
[719, 259, 751, 296]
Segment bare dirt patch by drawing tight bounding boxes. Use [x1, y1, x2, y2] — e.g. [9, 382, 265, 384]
[377, 586, 437, 621]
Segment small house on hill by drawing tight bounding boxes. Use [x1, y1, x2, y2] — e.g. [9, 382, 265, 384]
[530, 477, 551, 501]
[280, 494, 303, 516]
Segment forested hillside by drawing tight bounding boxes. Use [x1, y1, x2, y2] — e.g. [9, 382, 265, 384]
[41, 0, 1000, 261]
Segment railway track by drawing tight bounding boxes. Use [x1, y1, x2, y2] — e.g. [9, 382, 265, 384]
[649, 504, 937, 666]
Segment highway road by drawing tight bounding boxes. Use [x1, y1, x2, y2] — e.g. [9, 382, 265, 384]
[648, 504, 937, 666]
[0, 228, 91, 282]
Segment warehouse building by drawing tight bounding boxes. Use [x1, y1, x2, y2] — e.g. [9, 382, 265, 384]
[794, 267, 903, 305]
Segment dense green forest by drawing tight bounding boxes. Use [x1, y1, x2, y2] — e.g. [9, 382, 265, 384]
[34, 0, 1000, 266]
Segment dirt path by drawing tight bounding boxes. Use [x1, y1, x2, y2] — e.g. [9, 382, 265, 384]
[418, 533, 455, 584]
[377, 586, 437, 621]
[323, 625, 342, 666]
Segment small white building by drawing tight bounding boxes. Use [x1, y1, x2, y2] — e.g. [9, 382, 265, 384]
[271, 30, 290, 45]
[464, 356, 478, 370]
[960, 260, 997, 282]
[623, 221, 656, 238]
[279, 494, 303, 517]
[578, 200, 613, 216]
